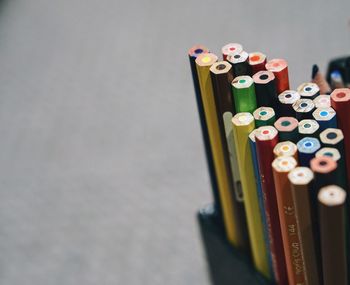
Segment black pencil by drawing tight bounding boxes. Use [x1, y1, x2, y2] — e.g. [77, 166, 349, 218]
[188, 45, 222, 220]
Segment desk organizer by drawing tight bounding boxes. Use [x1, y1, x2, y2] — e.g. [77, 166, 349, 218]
[198, 204, 273, 285]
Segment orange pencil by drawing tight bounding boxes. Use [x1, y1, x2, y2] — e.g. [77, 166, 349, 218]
[273, 141, 298, 162]
[272, 156, 306, 285]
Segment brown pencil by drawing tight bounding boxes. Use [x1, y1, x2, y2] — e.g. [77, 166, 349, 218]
[289, 167, 321, 285]
[272, 157, 305, 285]
[210, 62, 249, 245]
[318, 185, 347, 285]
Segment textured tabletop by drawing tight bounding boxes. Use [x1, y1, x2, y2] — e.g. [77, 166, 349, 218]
[0, 0, 349, 284]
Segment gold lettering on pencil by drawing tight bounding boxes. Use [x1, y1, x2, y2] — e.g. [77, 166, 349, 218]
[284, 205, 294, 215]
[288, 224, 297, 236]
[291, 242, 304, 275]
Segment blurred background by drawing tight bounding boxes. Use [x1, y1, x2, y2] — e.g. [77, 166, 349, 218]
[0, 0, 349, 284]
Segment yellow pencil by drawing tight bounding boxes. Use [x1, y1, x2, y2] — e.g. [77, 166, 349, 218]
[196, 53, 245, 248]
[231, 112, 270, 278]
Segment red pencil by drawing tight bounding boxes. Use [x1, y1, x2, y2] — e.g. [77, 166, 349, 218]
[266, 59, 290, 94]
[249, 52, 267, 75]
[221, 43, 243, 61]
[255, 126, 287, 285]
[330, 88, 350, 187]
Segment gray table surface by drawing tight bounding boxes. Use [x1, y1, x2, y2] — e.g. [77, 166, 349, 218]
[0, 0, 349, 284]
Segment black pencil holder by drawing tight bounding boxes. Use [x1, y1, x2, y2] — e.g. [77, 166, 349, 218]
[197, 204, 273, 285]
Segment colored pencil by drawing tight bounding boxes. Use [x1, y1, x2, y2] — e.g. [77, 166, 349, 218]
[274, 117, 299, 143]
[223, 112, 243, 203]
[210, 61, 250, 242]
[277, 90, 300, 117]
[273, 141, 298, 161]
[313, 95, 331, 109]
[210, 62, 236, 192]
[316, 147, 347, 190]
[231, 75, 257, 113]
[330, 88, 350, 187]
[297, 137, 321, 167]
[312, 107, 337, 131]
[210, 61, 235, 113]
[289, 167, 321, 285]
[249, 52, 267, 74]
[222, 43, 243, 61]
[297, 82, 320, 100]
[188, 43, 350, 285]
[319, 128, 345, 150]
[316, 147, 341, 161]
[188, 45, 221, 219]
[232, 113, 270, 278]
[253, 107, 276, 127]
[272, 156, 305, 284]
[318, 185, 347, 285]
[293, 99, 315, 121]
[298, 119, 320, 138]
[310, 156, 337, 189]
[252, 71, 277, 108]
[196, 53, 246, 248]
[227, 51, 252, 77]
[255, 126, 288, 284]
[248, 129, 273, 276]
[265, 59, 290, 94]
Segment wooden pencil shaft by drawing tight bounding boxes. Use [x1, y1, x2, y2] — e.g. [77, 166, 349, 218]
[289, 168, 321, 285]
[227, 51, 252, 77]
[249, 130, 273, 276]
[196, 53, 246, 248]
[223, 112, 249, 245]
[318, 186, 347, 285]
[266, 59, 290, 94]
[188, 46, 222, 218]
[232, 113, 270, 278]
[297, 137, 321, 167]
[210, 62, 235, 114]
[223, 112, 243, 203]
[277, 90, 300, 117]
[249, 52, 267, 74]
[272, 157, 305, 284]
[274, 117, 299, 143]
[312, 107, 337, 131]
[210, 61, 251, 246]
[252, 71, 277, 108]
[293, 99, 315, 121]
[316, 147, 348, 190]
[330, 88, 350, 187]
[231, 76, 257, 113]
[255, 126, 288, 284]
[310, 156, 338, 189]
